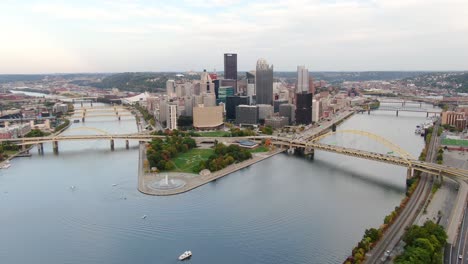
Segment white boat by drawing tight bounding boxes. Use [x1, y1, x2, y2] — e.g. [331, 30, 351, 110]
[178, 251, 192, 261]
[141, 215, 147, 219]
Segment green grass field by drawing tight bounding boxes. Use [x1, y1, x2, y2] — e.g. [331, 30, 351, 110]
[442, 138, 468, 147]
[169, 148, 214, 173]
[249, 146, 269, 153]
[197, 131, 231, 137]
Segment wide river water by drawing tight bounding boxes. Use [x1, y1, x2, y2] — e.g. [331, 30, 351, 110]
[0, 103, 437, 263]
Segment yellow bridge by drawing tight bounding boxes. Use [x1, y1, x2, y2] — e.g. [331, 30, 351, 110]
[2, 128, 467, 180]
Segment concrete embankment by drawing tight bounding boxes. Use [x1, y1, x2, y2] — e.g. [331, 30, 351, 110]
[138, 146, 285, 196]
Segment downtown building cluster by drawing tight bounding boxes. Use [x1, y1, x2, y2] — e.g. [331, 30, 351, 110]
[141, 54, 355, 131]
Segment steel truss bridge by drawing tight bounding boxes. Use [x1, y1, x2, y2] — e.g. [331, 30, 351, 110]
[1, 128, 467, 180]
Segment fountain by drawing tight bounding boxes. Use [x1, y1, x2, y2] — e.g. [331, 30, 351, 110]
[150, 173, 186, 190]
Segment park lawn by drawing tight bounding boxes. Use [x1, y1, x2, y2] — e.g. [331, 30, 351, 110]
[197, 131, 231, 137]
[169, 148, 214, 173]
[442, 138, 468, 147]
[249, 146, 269, 153]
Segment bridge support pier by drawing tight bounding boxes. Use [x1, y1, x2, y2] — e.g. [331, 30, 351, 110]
[118, 116, 121, 121]
[396, 110, 399, 117]
[287, 148, 295, 155]
[81, 102, 83, 107]
[38, 143, 44, 155]
[368, 110, 370, 115]
[110, 139, 115, 151]
[406, 167, 414, 179]
[90, 102, 93, 107]
[426, 112, 429, 117]
[125, 140, 129, 149]
[52, 141, 59, 155]
[82, 117, 85, 122]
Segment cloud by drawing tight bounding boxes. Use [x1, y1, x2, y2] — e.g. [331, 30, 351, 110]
[1, 0, 467, 72]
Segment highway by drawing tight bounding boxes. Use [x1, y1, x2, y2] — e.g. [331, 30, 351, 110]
[451, 205, 468, 264]
[365, 122, 440, 263]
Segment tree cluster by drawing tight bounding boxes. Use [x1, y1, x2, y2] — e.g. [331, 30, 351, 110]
[25, 129, 49, 138]
[195, 143, 252, 173]
[395, 221, 447, 264]
[228, 128, 256, 137]
[260, 126, 273, 135]
[345, 228, 382, 264]
[146, 135, 197, 171]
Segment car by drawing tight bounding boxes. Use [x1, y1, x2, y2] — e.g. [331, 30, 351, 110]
[459, 254, 463, 259]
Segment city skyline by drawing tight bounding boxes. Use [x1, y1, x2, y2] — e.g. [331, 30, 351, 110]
[1, 0, 468, 74]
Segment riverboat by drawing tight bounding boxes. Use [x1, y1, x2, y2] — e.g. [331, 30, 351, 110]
[178, 251, 192, 261]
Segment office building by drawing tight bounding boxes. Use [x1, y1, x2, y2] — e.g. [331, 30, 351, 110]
[202, 94, 217, 107]
[279, 104, 296, 125]
[273, 99, 288, 113]
[312, 99, 321, 122]
[246, 71, 255, 102]
[193, 105, 224, 130]
[256, 59, 273, 105]
[257, 104, 274, 121]
[297, 66, 309, 93]
[200, 69, 214, 94]
[217, 86, 235, 105]
[166, 80, 176, 98]
[265, 116, 289, 129]
[226, 96, 250, 120]
[224, 53, 237, 80]
[184, 96, 193, 116]
[166, 103, 178, 130]
[295, 92, 313, 125]
[236, 105, 258, 125]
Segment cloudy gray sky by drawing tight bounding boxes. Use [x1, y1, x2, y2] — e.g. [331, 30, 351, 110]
[1, 0, 467, 73]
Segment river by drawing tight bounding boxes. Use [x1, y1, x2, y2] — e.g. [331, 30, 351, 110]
[0, 103, 435, 264]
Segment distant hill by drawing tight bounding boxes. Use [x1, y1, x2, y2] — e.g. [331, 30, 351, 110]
[0, 74, 44, 83]
[274, 71, 430, 83]
[403, 72, 468, 93]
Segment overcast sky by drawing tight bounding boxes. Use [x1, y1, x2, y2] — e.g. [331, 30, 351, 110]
[1, 0, 467, 74]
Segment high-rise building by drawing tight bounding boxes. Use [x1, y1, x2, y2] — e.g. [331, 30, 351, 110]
[255, 59, 273, 105]
[297, 66, 309, 93]
[279, 103, 296, 125]
[166, 103, 178, 130]
[273, 99, 288, 113]
[200, 69, 214, 94]
[257, 104, 274, 121]
[226, 96, 250, 120]
[184, 96, 193, 116]
[236, 105, 258, 125]
[295, 92, 313, 125]
[166, 80, 176, 98]
[246, 71, 255, 102]
[224, 53, 237, 80]
[312, 99, 321, 123]
[217, 86, 235, 105]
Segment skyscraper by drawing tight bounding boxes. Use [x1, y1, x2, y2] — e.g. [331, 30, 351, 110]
[200, 69, 214, 94]
[297, 66, 309, 93]
[224, 53, 237, 80]
[295, 92, 313, 125]
[255, 59, 273, 105]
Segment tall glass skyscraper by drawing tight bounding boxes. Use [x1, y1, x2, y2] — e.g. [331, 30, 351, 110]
[224, 53, 237, 80]
[255, 59, 273, 105]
